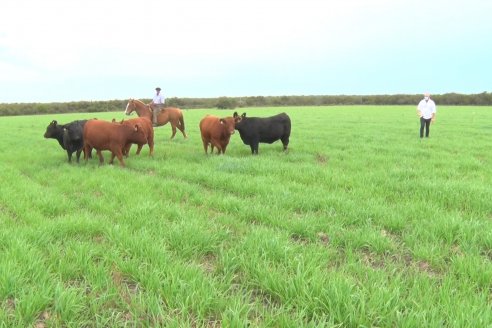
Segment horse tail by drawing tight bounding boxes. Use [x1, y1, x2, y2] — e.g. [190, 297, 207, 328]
[179, 112, 185, 131]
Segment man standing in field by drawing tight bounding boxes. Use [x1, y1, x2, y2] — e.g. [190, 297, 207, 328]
[417, 92, 436, 138]
[149, 87, 165, 127]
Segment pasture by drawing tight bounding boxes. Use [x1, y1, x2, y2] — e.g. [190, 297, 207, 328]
[0, 106, 491, 327]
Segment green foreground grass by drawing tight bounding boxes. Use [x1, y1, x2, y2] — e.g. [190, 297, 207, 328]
[0, 106, 491, 327]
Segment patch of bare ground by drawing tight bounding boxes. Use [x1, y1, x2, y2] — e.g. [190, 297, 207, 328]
[360, 250, 442, 277]
[112, 267, 140, 304]
[290, 233, 311, 245]
[250, 288, 282, 310]
[5, 297, 15, 312]
[34, 311, 52, 328]
[481, 249, 492, 262]
[199, 253, 217, 274]
[317, 232, 330, 245]
[0, 203, 19, 222]
[315, 153, 329, 165]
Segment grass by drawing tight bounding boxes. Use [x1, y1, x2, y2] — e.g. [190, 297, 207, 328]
[0, 105, 491, 327]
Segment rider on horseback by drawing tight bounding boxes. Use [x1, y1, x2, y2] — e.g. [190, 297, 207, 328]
[149, 87, 165, 127]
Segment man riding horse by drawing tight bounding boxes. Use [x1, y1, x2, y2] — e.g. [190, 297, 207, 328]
[149, 87, 165, 127]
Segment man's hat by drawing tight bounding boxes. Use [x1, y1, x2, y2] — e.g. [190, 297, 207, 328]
[155, 87, 161, 91]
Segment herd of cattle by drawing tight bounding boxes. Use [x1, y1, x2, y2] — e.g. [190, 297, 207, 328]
[44, 111, 291, 166]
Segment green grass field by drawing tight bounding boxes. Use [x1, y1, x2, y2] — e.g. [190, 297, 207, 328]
[0, 106, 491, 327]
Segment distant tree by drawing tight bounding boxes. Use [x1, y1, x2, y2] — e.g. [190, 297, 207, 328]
[216, 97, 238, 109]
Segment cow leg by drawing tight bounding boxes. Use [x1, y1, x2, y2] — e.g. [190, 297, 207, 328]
[147, 135, 154, 156]
[121, 144, 129, 157]
[202, 140, 209, 154]
[115, 151, 125, 167]
[96, 150, 104, 165]
[281, 136, 289, 151]
[76, 149, 82, 163]
[252, 143, 259, 155]
[83, 145, 89, 161]
[84, 146, 93, 160]
[135, 144, 143, 155]
[221, 144, 228, 154]
[148, 142, 154, 157]
[66, 150, 72, 163]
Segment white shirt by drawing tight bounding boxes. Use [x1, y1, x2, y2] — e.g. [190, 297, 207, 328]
[153, 93, 165, 105]
[417, 98, 436, 119]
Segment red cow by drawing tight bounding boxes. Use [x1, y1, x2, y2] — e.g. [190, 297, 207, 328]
[199, 115, 236, 154]
[113, 117, 154, 156]
[83, 119, 147, 167]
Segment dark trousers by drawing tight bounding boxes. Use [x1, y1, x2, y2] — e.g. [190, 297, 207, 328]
[420, 117, 431, 138]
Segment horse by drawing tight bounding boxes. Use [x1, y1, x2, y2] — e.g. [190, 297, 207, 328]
[124, 99, 187, 139]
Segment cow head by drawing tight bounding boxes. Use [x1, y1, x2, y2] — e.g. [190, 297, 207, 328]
[220, 117, 236, 135]
[44, 120, 59, 138]
[233, 112, 246, 123]
[233, 112, 247, 130]
[133, 123, 148, 143]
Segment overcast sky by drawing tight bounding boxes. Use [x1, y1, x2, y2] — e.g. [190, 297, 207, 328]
[1, 0, 491, 103]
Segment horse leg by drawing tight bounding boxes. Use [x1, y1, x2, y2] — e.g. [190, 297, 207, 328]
[170, 124, 177, 139]
[177, 122, 187, 138]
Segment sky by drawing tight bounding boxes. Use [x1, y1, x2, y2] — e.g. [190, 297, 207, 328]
[1, 0, 491, 103]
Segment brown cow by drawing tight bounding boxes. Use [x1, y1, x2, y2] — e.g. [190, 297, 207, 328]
[112, 117, 154, 156]
[83, 119, 147, 167]
[199, 115, 236, 154]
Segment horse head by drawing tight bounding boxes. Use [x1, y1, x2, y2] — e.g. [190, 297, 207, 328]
[124, 99, 136, 116]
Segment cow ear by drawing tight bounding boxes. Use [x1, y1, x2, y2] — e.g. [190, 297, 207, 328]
[219, 119, 225, 124]
[241, 113, 246, 118]
[134, 124, 139, 131]
[52, 120, 57, 126]
[112, 118, 116, 122]
[233, 112, 238, 118]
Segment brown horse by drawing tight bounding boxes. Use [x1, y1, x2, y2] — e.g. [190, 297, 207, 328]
[124, 99, 187, 139]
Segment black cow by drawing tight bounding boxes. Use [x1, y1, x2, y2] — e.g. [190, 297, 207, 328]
[233, 112, 291, 154]
[44, 120, 88, 162]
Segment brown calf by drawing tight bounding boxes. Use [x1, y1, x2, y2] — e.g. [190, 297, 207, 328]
[199, 115, 236, 154]
[113, 117, 154, 156]
[83, 119, 147, 167]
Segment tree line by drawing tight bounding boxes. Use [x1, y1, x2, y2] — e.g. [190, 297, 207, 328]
[1, 92, 491, 116]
